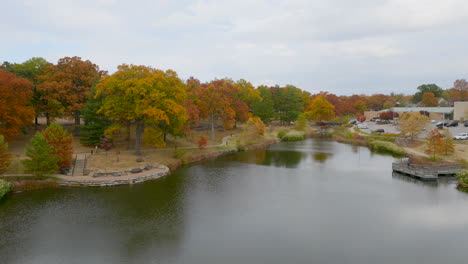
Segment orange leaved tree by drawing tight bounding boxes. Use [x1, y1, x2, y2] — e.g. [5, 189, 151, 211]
[37, 56, 101, 126]
[42, 123, 74, 169]
[0, 70, 35, 140]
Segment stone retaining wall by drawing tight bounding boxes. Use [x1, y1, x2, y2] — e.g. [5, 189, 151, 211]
[58, 166, 170, 187]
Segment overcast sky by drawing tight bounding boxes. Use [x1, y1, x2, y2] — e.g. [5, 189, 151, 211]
[2, 0, 468, 95]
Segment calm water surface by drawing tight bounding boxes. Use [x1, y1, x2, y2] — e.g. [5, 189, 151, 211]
[1, 139, 468, 264]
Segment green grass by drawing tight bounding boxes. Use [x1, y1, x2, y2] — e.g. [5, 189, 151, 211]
[369, 140, 405, 156]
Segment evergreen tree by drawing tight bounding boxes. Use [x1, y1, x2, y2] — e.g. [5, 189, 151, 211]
[23, 132, 59, 176]
[80, 86, 111, 146]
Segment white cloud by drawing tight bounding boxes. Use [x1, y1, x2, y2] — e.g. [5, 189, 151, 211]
[2, 0, 468, 94]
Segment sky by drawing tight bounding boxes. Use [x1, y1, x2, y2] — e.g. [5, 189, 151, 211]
[2, 0, 468, 95]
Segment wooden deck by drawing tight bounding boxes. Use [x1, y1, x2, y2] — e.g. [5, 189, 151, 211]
[392, 162, 467, 181]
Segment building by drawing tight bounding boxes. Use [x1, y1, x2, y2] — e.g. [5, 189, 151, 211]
[454, 101, 468, 121]
[364, 107, 454, 121]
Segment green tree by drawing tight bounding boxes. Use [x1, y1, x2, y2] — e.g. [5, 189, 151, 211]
[272, 85, 304, 124]
[0, 135, 13, 175]
[23, 132, 59, 176]
[80, 86, 111, 146]
[42, 123, 73, 169]
[251, 85, 274, 124]
[413, 84, 443, 103]
[96, 65, 187, 155]
[295, 113, 308, 131]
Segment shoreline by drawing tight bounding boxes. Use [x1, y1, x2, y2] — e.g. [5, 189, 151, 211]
[3, 138, 280, 190]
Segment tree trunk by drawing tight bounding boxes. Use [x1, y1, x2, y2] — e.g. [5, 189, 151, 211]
[46, 112, 50, 125]
[35, 116, 38, 130]
[74, 110, 81, 126]
[211, 113, 215, 140]
[135, 121, 145, 156]
[163, 132, 167, 142]
[126, 123, 131, 142]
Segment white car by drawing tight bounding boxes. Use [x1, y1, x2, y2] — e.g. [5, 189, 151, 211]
[357, 123, 368, 129]
[453, 133, 468, 140]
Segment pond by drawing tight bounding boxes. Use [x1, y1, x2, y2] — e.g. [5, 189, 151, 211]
[1, 139, 468, 264]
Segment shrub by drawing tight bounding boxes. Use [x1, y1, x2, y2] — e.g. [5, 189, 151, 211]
[198, 136, 208, 149]
[173, 149, 187, 159]
[277, 130, 287, 139]
[281, 131, 305, 141]
[456, 170, 468, 188]
[369, 141, 405, 156]
[0, 179, 12, 200]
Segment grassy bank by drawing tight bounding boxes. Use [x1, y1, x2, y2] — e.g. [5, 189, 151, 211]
[0, 176, 60, 193]
[369, 141, 405, 156]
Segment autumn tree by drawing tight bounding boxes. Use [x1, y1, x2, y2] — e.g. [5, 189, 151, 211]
[251, 85, 274, 124]
[23, 132, 59, 176]
[198, 136, 208, 150]
[184, 77, 202, 130]
[1, 58, 50, 127]
[0, 135, 12, 175]
[242, 116, 266, 143]
[413, 84, 443, 103]
[42, 123, 73, 169]
[195, 79, 238, 140]
[379, 111, 398, 120]
[37, 56, 101, 126]
[441, 130, 455, 156]
[96, 65, 187, 155]
[398, 112, 430, 139]
[0, 70, 35, 140]
[447, 79, 468, 102]
[425, 129, 444, 159]
[305, 95, 335, 121]
[420, 92, 438, 107]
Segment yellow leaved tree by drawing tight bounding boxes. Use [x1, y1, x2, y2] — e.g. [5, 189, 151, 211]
[398, 112, 430, 139]
[96, 65, 187, 155]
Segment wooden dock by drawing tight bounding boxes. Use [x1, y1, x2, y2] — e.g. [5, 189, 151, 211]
[392, 162, 467, 181]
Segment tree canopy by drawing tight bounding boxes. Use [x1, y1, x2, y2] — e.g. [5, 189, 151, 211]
[96, 64, 187, 154]
[0, 70, 35, 140]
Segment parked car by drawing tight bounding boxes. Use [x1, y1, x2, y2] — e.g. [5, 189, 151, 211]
[370, 117, 380, 122]
[465, 122, 468, 127]
[348, 119, 357, 125]
[374, 129, 385, 133]
[357, 123, 368, 129]
[453, 133, 468, 140]
[446, 122, 458, 127]
[436, 122, 449, 128]
[377, 119, 391, 124]
[431, 120, 437, 123]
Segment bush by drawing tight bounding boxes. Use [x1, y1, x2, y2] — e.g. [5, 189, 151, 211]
[0, 179, 12, 200]
[277, 131, 287, 139]
[369, 141, 405, 156]
[281, 131, 305, 141]
[456, 170, 468, 188]
[173, 149, 187, 159]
